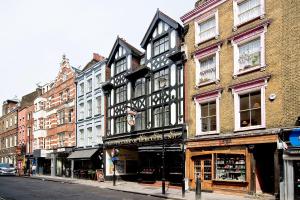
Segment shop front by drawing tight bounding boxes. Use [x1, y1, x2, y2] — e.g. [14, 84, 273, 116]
[186, 132, 278, 195]
[105, 147, 138, 181]
[33, 149, 52, 175]
[279, 127, 300, 200]
[50, 147, 73, 177]
[67, 147, 103, 179]
[104, 129, 185, 185]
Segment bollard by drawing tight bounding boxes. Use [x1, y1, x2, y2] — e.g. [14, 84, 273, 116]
[195, 176, 201, 200]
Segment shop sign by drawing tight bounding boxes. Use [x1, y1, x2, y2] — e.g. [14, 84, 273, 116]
[127, 109, 136, 126]
[289, 128, 300, 147]
[286, 148, 300, 155]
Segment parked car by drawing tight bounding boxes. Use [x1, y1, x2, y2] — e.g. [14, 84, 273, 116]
[0, 163, 16, 176]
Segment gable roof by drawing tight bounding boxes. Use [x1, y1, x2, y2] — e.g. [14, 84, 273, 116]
[140, 9, 182, 49]
[107, 37, 143, 66]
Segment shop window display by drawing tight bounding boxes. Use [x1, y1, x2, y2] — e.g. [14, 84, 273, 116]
[215, 154, 246, 181]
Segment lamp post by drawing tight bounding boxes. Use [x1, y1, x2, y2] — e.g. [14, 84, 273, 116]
[159, 77, 168, 195]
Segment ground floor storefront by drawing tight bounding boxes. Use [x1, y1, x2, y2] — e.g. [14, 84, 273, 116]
[67, 147, 103, 180]
[50, 147, 73, 177]
[104, 128, 185, 185]
[186, 132, 279, 197]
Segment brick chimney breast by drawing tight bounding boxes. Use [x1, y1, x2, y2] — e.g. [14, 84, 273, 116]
[93, 53, 105, 62]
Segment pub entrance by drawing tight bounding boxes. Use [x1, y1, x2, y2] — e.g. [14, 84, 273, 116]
[138, 146, 183, 185]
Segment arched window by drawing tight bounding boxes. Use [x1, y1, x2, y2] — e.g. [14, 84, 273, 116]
[134, 78, 145, 97]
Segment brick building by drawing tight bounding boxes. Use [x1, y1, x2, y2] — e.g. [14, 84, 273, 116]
[33, 55, 78, 177]
[181, 0, 299, 198]
[17, 89, 41, 175]
[0, 100, 19, 166]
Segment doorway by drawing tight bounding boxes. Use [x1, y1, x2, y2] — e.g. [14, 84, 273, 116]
[193, 155, 212, 191]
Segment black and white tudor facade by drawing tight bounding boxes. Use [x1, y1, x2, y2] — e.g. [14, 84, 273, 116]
[102, 10, 185, 184]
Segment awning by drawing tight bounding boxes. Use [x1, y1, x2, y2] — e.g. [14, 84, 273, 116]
[67, 149, 98, 160]
[138, 146, 182, 153]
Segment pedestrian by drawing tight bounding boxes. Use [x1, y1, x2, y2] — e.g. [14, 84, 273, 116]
[32, 165, 36, 176]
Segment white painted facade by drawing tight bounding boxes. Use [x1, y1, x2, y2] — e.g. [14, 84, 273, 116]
[76, 60, 106, 148]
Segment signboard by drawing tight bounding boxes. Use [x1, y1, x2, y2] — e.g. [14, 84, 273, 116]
[127, 109, 136, 126]
[289, 128, 300, 147]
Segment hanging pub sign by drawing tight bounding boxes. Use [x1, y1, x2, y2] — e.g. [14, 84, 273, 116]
[289, 128, 300, 147]
[127, 109, 136, 126]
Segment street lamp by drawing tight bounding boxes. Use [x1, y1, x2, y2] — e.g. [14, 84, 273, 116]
[159, 77, 168, 195]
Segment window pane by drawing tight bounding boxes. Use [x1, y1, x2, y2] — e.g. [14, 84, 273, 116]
[251, 108, 261, 126]
[238, 38, 261, 69]
[199, 55, 216, 83]
[240, 94, 250, 111]
[250, 92, 261, 109]
[238, 0, 261, 24]
[201, 104, 209, 117]
[210, 116, 217, 131]
[240, 110, 250, 127]
[209, 102, 216, 116]
[201, 118, 208, 132]
[199, 16, 216, 41]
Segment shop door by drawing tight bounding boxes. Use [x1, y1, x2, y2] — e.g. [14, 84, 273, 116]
[194, 157, 212, 191]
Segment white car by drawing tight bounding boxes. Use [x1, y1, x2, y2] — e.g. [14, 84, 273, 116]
[0, 163, 16, 176]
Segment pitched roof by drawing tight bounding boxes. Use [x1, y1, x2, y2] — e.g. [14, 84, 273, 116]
[82, 53, 106, 71]
[107, 37, 143, 66]
[140, 9, 182, 49]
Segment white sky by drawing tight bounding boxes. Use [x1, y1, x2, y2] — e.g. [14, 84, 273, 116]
[0, 0, 195, 115]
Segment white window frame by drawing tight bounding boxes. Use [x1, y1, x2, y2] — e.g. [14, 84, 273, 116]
[79, 82, 84, 95]
[194, 10, 219, 45]
[195, 92, 220, 135]
[195, 47, 220, 87]
[233, 82, 266, 131]
[87, 78, 92, 93]
[95, 73, 102, 88]
[233, 0, 265, 28]
[232, 27, 266, 76]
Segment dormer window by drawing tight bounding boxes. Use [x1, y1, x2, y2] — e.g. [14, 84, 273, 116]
[153, 35, 169, 56]
[115, 58, 127, 74]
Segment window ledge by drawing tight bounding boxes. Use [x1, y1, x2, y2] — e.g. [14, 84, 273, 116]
[233, 15, 265, 31]
[234, 125, 265, 132]
[233, 65, 266, 78]
[196, 35, 219, 46]
[195, 131, 219, 136]
[196, 79, 220, 88]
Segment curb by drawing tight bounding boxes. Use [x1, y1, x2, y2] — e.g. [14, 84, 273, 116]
[106, 187, 185, 200]
[22, 176, 75, 184]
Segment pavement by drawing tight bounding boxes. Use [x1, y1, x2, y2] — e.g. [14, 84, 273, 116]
[22, 174, 275, 200]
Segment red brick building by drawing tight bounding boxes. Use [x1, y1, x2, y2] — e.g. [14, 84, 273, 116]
[33, 55, 78, 177]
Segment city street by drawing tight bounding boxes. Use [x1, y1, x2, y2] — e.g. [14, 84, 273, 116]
[0, 176, 162, 200]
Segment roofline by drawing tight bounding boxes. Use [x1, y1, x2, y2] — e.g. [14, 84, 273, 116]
[140, 10, 182, 49]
